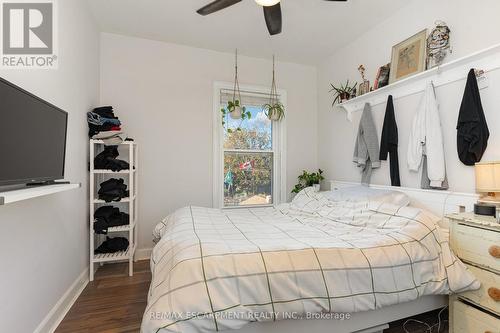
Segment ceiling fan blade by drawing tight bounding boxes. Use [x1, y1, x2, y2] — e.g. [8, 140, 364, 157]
[197, 0, 242, 16]
[263, 3, 282, 35]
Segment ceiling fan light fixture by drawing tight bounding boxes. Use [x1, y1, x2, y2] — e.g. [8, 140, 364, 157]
[254, 0, 280, 7]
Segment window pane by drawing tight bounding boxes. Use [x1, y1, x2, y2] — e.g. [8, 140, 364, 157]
[223, 152, 273, 207]
[223, 106, 272, 150]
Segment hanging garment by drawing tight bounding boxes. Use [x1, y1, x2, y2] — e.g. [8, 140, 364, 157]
[407, 82, 447, 189]
[379, 95, 401, 187]
[353, 103, 380, 185]
[457, 69, 489, 166]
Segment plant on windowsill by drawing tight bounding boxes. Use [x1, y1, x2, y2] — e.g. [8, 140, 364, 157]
[330, 80, 358, 106]
[264, 55, 285, 121]
[291, 169, 324, 194]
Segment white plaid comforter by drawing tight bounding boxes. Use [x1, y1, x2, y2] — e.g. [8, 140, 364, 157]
[142, 188, 479, 333]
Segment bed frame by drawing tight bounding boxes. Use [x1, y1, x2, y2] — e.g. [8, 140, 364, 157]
[230, 181, 479, 333]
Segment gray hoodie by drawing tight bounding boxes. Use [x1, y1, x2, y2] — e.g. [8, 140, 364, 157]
[353, 103, 380, 184]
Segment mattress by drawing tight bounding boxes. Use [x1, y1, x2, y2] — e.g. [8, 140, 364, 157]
[142, 187, 479, 333]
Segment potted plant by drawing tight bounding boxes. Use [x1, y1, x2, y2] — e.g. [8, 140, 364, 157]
[330, 80, 358, 106]
[264, 55, 285, 121]
[263, 102, 285, 121]
[227, 100, 245, 119]
[291, 169, 325, 194]
[220, 101, 252, 133]
[220, 50, 251, 131]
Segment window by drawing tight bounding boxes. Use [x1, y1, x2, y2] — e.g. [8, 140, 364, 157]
[213, 83, 286, 208]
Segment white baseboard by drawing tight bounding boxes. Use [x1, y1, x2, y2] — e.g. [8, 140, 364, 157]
[33, 268, 89, 333]
[135, 247, 152, 261]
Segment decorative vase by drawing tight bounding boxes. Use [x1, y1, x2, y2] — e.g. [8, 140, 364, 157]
[230, 106, 243, 119]
[313, 184, 320, 192]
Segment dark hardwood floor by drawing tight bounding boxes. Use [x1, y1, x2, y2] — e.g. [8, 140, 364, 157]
[56, 260, 447, 333]
[55, 260, 151, 333]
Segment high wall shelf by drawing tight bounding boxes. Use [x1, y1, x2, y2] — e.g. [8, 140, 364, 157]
[336, 43, 500, 121]
[89, 139, 138, 281]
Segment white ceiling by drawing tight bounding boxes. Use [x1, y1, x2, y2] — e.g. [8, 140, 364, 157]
[87, 0, 407, 65]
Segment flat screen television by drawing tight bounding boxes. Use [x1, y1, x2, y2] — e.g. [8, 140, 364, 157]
[0, 77, 68, 186]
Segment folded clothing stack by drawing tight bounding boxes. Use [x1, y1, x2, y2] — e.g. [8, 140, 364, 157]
[93, 205, 130, 234]
[94, 146, 130, 171]
[94, 237, 129, 254]
[98, 178, 129, 202]
[88, 106, 123, 145]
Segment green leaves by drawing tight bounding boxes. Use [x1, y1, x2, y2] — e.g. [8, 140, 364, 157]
[263, 102, 285, 121]
[330, 80, 358, 106]
[291, 169, 325, 193]
[221, 100, 250, 129]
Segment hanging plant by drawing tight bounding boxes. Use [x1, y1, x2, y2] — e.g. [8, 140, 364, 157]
[221, 49, 251, 132]
[264, 55, 285, 121]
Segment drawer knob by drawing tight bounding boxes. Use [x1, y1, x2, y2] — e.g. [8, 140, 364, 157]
[488, 245, 500, 258]
[487, 287, 500, 301]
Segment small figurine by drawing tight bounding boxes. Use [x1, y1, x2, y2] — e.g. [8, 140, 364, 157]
[427, 21, 451, 69]
[357, 65, 370, 96]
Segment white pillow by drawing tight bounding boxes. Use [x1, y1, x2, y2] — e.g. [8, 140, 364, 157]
[326, 185, 410, 206]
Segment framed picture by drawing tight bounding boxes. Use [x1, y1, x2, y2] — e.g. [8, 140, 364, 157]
[389, 29, 427, 84]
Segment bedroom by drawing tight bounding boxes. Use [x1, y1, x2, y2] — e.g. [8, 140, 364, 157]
[0, 0, 499, 332]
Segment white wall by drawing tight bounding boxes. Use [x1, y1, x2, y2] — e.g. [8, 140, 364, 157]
[318, 0, 500, 193]
[99, 33, 318, 250]
[0, 1, 99, 332]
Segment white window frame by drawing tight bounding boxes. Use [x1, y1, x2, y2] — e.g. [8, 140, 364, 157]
[212, 81, 287, 209]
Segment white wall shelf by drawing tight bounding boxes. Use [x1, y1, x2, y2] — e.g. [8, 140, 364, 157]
[336, 43, 500, 121]
[0, 183, 81, 206]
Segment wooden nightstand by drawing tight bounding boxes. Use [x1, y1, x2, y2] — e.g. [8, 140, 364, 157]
[447, 212, 500, 333]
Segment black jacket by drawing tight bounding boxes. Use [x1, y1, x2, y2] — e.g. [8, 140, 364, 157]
[457, 69, 489, 166]
[379, 95, 401, 186]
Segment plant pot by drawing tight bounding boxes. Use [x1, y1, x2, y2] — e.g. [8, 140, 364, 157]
[229, 106, 243, 119]
[313, 184, 320, 192]
[340, 92, 350, 103]
[268, 109, 281, 121]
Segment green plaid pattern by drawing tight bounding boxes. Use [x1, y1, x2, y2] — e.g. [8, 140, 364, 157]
[143, 188, 479, 333]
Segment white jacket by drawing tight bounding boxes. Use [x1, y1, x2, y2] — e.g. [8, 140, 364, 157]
[407, 82, 446, 188]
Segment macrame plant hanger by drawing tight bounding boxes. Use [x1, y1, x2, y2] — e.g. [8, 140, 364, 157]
[233, 49, 242, 104]
[269, 55, 278, 106]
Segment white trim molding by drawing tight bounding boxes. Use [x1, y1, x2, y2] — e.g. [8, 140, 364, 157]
[33, 268, 89, 333]
[212, 81, 287, 209]
[135, 247, 153, 261]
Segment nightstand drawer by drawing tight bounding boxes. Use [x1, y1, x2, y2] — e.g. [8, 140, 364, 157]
[452, 223, 500, 271]
[461, 264, 500, 315]
[452, 300, 500, 333]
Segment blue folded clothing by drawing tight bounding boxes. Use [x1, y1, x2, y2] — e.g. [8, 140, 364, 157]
[87, 111, 121, 126]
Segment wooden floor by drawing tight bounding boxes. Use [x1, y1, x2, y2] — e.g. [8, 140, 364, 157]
[56, 260, 448, 333]
[55, 260, 151, 333]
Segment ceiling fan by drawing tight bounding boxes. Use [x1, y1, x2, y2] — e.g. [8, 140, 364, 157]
[196, 0, 347, 36]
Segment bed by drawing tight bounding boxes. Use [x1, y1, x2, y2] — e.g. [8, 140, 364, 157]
[142, 183, 480, 333]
